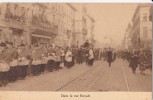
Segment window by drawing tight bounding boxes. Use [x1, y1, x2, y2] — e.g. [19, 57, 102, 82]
[143, 27, 147, 39]
[143, 13, 147, 21]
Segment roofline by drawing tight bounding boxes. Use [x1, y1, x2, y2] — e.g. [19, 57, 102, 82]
[66, 3, 77, 11]
[132, 3, 152, 22]
[87, 14, 95, 23]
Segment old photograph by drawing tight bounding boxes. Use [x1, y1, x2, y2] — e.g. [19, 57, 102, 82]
[0, 3, 152, 92]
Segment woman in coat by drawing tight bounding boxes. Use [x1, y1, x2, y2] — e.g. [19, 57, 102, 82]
[129, 51, 139, 74]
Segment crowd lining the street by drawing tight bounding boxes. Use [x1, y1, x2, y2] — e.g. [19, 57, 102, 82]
[0, 40, 152, 87]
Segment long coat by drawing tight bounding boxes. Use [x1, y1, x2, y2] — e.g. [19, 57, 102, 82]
[129, 55, 139, 68]
[107, 50, 112, 63]
[139, 53, 147, 71]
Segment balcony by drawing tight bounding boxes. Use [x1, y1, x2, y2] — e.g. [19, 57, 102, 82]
[31, 15, 53, 30]
[3, 12, 25, 29]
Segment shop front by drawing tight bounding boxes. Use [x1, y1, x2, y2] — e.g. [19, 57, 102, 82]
[30, 29, 56, 47]
[0, 15, 26, 46]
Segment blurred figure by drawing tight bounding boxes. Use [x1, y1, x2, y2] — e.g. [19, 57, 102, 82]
[65, 48, 72, 69]
[88, 47, 94, 67]
[129, 50, 139, 74]
[107, 47, 113, 67]
[139, 50, 147, 75]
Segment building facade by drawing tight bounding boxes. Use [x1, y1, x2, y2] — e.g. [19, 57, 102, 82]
[86, 14, 95, 45]
[0, 3, 58, 47]
[72, 4, 95, 47]
[51, 3, 76, 47]
[131, 3, 152, 49]
[123, 23, 132, 50]
[0, 3, 95, 48]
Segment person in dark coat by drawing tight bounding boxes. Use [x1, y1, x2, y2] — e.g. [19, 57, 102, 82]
[17, 45, 30, 79]
[31, 45, 42, 75]
[129, 51, 139, 74]
[0, 42, 14, 86]
[139, 50, 147, 75]
[77, 48, 84, 64]
[54, 46, 61, 70]
[8, 46, 18, 82]
[107, 47, 113, 67]
[46, 45, 56, 72]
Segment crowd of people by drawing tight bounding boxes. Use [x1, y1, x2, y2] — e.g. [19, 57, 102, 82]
[116, 48, 152, 75]
[0, 40, 152, 87]
[0, 40, 97, 87]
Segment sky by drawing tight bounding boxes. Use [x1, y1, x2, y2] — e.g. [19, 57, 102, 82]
[86, 3, 138, 46]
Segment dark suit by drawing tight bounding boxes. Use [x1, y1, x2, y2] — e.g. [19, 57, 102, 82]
[107, 50, 112, 66]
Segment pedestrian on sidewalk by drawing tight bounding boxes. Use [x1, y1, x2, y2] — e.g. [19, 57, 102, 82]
[107, 47, 113, 67]
[129, 51, 139, 74]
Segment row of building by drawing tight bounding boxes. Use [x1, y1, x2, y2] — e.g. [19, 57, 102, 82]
[122, 3, 152, 50]
[0, 3, 95, 47]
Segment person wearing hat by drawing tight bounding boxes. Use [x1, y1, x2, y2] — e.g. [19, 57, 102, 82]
[107, 47, 113, 67]
[129, 50, 139, 74]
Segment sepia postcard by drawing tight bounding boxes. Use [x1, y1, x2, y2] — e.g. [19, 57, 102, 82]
[0, 1, 152, 100]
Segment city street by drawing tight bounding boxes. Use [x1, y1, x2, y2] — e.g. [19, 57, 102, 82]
[0, 59, 151, 92]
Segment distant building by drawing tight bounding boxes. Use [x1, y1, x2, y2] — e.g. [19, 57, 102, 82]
[51, 3, 76, 47]
[0, 3, 95, 48]
[72, 4, 95, 47]
[0, 3, 57, 47]
[131, 3, 152, 49]
[86, 14, 95, 45]
[124, 23, 132, 50]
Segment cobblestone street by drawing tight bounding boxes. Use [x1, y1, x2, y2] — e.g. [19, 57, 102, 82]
[0, 59, 151, 92]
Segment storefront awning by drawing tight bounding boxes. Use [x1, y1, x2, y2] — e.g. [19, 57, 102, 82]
[31, 34, 51, 39]
[30, 28, 56, 38]
[30, 24, 58, 37]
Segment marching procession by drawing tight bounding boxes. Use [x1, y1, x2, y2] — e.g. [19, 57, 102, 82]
[0, 39, 152, 87]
